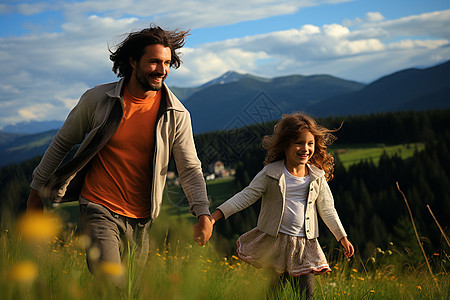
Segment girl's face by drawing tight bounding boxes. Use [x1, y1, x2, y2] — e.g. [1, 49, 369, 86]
[285, 130, 315, 167]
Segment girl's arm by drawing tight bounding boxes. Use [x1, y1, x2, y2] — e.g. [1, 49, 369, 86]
[211, 209, 224, 225]
[215, 168, 267, 219]
[316, 177, 347, 241]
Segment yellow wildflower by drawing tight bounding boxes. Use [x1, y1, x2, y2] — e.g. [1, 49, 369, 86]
[76, 234, 91, 248]
[416, 286, 422, 290]
[232, 255, 239, 260]
[352, 269, 358, 273]
[17, 211, 62, 243]
[8, 261, 38, 284]
[100, 261, 124, 277]
[370, 290, 375, 293]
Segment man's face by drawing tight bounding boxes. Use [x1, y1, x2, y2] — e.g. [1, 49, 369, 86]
[130, 44, 172, 92]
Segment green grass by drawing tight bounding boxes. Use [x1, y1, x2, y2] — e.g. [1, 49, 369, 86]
[1, 213, 448, 300]
[331, 143, 424, 169]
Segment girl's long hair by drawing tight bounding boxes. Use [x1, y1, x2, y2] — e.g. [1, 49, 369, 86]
[262, 113, 338, 181]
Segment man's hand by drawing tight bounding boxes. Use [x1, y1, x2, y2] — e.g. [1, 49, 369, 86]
[193, 215, 213, 246]
[27, 188, 44, 211]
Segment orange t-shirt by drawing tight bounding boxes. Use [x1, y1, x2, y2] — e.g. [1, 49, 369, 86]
[81, 87, 161, 218]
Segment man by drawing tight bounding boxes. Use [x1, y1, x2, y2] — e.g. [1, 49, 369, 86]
[27, 25, 213, 274]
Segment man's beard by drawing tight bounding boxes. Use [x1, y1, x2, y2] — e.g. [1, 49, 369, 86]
[135, 69, 166, 92]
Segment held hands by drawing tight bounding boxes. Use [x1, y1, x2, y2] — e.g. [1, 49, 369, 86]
[340, 237, 355, 258]
[192, 210, 224, 246]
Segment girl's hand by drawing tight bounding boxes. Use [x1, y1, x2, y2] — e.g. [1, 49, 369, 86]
[340, 237, 354, 258]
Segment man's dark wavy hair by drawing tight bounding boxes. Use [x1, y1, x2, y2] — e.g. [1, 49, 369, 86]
[109, 24, 190, 79]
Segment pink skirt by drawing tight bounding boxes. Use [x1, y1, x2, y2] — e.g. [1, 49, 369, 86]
[236, 228, 331, 277]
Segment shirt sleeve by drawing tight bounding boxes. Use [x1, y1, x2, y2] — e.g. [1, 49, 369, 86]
[30, 92, 93, 192]
[171, 110, 211, 217]
[217, 168, 267, 219]
[316, 177, 347, 241]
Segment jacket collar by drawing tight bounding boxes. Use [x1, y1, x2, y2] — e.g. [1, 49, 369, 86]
[106, 78, 185, 112]
[265, 160, 325, 181]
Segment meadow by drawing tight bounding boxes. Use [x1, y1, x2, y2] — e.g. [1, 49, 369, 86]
[1, 210, 448, 300]
[1, 142, 448, 299]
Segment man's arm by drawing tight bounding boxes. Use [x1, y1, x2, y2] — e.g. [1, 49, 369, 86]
[29, 91, 93, 201]
[171, 110, 213, 245]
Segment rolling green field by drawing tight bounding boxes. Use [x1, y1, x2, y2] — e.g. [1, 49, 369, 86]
[331, 143, 424, 169]
[164, 143, 426, 217]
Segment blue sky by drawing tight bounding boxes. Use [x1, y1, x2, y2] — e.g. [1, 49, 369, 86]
[0, 0, 449, 128]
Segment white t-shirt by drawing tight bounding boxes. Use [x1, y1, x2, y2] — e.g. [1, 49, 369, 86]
[279, 165, 311, 237]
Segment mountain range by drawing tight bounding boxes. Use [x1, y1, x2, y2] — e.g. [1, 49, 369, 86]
[178, 60, 450, 133]
[0, 60, 449, 166]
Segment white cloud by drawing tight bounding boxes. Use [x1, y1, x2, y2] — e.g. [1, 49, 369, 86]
[366, 12, 384, 22]
[353, 10, 450, 40]
[17, 3, 52, 15]
[170, 9, 450, 86]
[344, 11, 385, 27]
[324, 24, 350, 37]
[56, 0, 352, 28]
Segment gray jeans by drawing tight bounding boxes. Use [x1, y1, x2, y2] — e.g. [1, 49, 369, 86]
[79, 200, 152, 274]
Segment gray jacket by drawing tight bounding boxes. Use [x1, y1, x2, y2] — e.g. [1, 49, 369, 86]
[31, 78, 210, 219]
[217, 160, 347, 241]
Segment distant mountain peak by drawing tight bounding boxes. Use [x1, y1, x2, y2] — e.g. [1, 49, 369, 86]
[201, 71, 247, 88]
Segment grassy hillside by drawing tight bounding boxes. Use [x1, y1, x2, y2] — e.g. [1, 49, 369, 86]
[332, 143, 424, 169]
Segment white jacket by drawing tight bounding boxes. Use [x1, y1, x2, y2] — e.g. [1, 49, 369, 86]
[217, 160, 347, 241]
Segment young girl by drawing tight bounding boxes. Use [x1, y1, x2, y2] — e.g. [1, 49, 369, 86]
[211, 113, 354, 299]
